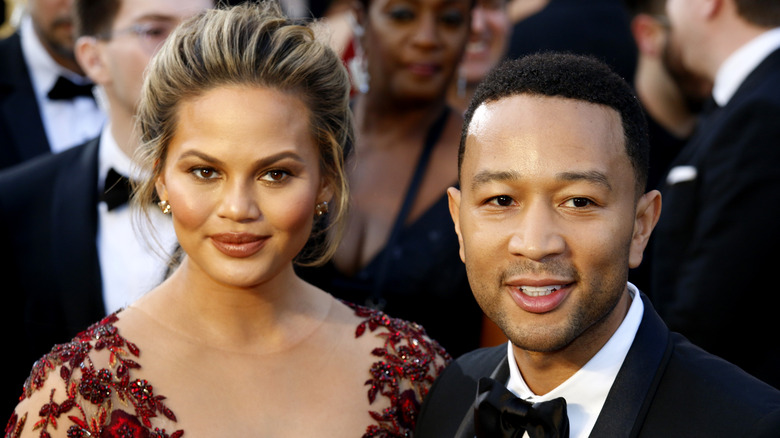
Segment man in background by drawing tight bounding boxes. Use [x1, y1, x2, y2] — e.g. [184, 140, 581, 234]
[651, 0, 780, 389]
[0, 0, 212, 417]
[0, 0, 104, 169]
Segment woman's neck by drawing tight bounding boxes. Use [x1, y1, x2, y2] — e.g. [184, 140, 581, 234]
[133, 257, 333, 353]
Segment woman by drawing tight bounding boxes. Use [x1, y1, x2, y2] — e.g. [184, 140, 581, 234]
[447, 0, 511, 113]
[298, 0, 487, 358]
[6, 3, 448, 437]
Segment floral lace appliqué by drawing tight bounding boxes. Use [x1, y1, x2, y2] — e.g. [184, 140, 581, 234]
[5, 313, 182, 438]
[350, 303, 451, 438]
[6, 305, 450, 438]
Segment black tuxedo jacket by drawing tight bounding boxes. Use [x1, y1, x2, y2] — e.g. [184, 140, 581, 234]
[0, 137, 105, 417]
[0, 32, 52, 170]
[415, 294, 780, 437]
[651, 48, 780, 389]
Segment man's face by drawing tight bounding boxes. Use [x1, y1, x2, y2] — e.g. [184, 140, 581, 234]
[450, 94, 656, 354]
[28, 0, 76, 59]
[664, 0, 709, 81]
[90, 0, 212, 118]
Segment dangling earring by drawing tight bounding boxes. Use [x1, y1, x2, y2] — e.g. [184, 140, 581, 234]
[158, 200, 172, 214]
[315, 201, 329, 217]
[348, 13, 370, 94]
[456, 66, 467, 98]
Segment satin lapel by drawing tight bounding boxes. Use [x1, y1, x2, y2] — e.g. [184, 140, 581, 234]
[454, 355, 511, 438]
[589, 293, 673, 437]
[0, 33, 50, 161]
[50, 137, 105, 331]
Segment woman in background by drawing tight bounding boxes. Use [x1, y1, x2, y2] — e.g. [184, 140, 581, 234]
[6, 3, 448, 437]
[447, 0, 511, 113]
[298, 0, 487, 358]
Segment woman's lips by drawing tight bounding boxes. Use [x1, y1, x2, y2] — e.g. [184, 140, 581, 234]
[210, 233, 268, 258]
[408, 63, 441, 76]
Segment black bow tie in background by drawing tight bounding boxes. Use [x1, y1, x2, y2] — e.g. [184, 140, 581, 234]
[475, 377, 570, 438]
[101, 168, 132, 211]
[47, 76, 95, 101]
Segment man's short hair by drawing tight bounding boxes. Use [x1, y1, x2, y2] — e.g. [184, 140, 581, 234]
[460, 52, 650, 193]
[74, 0, 123, 38]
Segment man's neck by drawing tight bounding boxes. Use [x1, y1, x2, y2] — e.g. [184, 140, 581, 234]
[511, 289, 632, 395]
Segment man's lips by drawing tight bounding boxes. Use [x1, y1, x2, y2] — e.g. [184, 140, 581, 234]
[506, 280, 573, 314]
[210, 233, 268, 258]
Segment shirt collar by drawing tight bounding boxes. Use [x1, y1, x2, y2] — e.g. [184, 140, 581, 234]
[505, 283, 644, 438]
[713, 27, 780, 106]
[97, 125, 136, 191]
[19, 15, 91, 100]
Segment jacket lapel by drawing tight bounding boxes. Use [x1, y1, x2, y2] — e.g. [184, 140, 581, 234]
[50, 137, 105, 332]
[589, 293, 672, 437]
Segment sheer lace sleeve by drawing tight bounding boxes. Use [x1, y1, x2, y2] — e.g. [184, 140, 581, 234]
[5, 314, 181, 438]
[350, 304, 452, 437]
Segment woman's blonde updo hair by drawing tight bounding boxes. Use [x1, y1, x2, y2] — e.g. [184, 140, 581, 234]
[133, 1, 352, 266]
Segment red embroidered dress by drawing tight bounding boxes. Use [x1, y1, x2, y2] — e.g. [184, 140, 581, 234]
[5, 303, 450, 438]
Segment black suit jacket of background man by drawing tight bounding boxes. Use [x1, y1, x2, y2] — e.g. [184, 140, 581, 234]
[0, 137, 106, 417]
[651, 47, 780, 390]
[0, 32, 53, 169]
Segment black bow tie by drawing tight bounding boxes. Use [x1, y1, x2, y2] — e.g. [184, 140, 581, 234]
[475, 377, 570, 438]
[48, 75, 95, 101]
[101, 168, 133, 211]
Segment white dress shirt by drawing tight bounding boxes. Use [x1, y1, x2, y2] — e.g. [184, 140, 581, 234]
[713, 27, 780, 106]
[97, 126, 177, 314]
[19, 15, 105, 153]
[505, 283, 644, 438]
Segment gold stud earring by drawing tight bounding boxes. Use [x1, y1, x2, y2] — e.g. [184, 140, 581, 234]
[315, 201, 329, 217]
[158, 200, 172, 214]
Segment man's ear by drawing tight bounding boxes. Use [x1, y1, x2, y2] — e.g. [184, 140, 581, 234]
[630, 13, 666, 57]
[629, 190, 662, 269]
[447, 186, 465, 263]
[75, 36, 110, 85]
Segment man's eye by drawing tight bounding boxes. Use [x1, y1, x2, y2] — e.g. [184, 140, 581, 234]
[488, 195, 514, 206]
[565, 197, 593, 208]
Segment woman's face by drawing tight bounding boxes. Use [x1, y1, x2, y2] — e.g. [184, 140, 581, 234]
[459, 0, 510, 84]
[361, 0, 472, 102]
[156, 85, 331, 289]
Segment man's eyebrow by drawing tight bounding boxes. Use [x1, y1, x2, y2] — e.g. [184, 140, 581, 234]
[558, 170, 612, 191]
[469, 169, 612, 191]
[471, 169, 521, 190]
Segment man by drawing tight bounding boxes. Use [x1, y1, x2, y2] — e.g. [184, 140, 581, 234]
[623, 0, 712, 293]
[0, 0, 105, 169]
[0, 0, 212, 418]
[651, 0, 780, 388]
[414, 53, 780, 437]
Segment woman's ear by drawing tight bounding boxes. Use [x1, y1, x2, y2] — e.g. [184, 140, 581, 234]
[155, 176, 168, 203]
[317, 176, 335, 206]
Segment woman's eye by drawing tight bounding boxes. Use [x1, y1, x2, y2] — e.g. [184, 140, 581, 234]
[388, 7, 415, 21]
[488, 195, 514, 207]
[261, 170, 290, 182]
[440, 10, 465, 26]
[192, 167, 218, 179]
